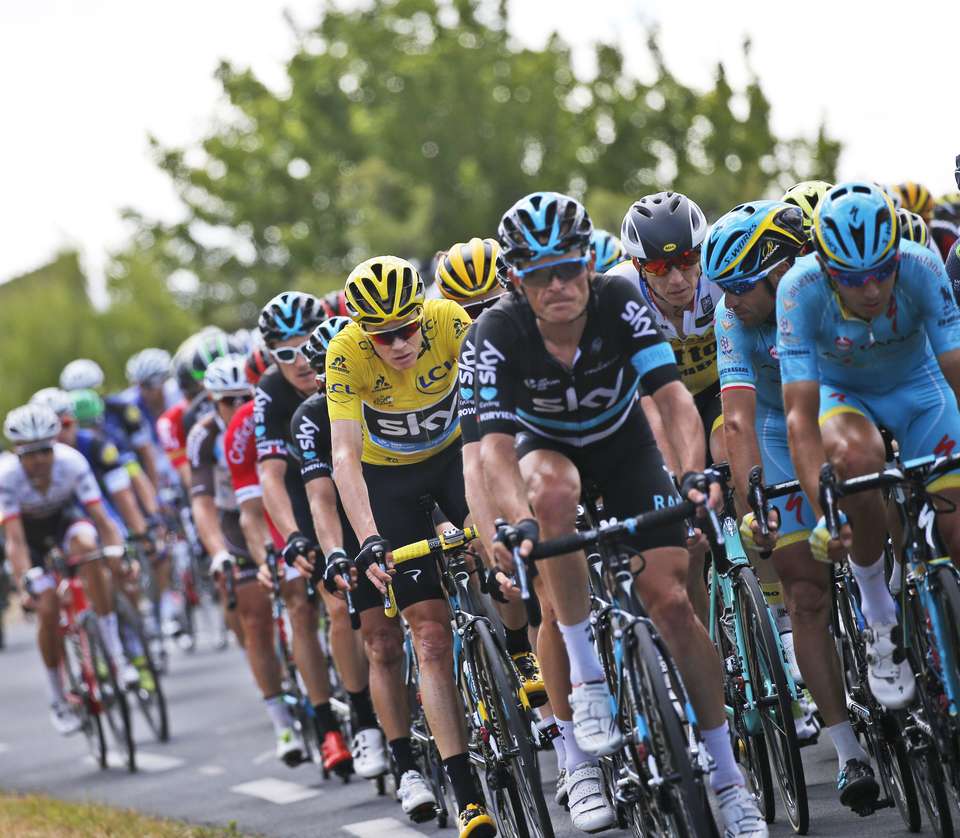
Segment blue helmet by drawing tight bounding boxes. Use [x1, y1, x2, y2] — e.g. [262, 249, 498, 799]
[813, 182, 900, 272]
[589, 229, 626, 273]
[258, 291, 326, 346]
[498, 192, 593, 264]
[303, 316, 352, 374]
[701, 201, 806, 292]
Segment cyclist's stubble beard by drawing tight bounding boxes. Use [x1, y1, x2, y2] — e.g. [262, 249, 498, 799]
[521, 273, 590, 328]
[374, 329, 423, 371]
[21, 450, 54, 488]
[278, 354, 319, 397]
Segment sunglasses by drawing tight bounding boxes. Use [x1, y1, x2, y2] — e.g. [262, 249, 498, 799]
[640, 247, 701, 277]
[462, 293, 506, 319]
[716, 258, 789, 297]
[214, 393, 252, 407]
[514, 256, 588, 288]
[364, 317, 423, 347]
[16, 444, 54, 457]
[270, 340, 310, 364]
[824, 254, 899, 288]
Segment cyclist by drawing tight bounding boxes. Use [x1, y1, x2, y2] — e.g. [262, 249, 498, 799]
[778, 181, 960, 710]
[588, 229, 625, 273]
[703, 200, 880, 811]
[1, 404, 139, 734]
[932, 193, 960, 261]
[782, 180, 833, 244]
[288, 316, 390, 779]
[897, 208, 943, 261]
[255, 291, 357, 777]
[894, 180, 935, 224]
[123, 349, 183, 485]
[478, 191, 766, 837]
[326, 257, 496, 837]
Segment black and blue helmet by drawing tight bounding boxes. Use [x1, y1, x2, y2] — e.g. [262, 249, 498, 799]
[498, 192, 593, 265]
[258, 291, 326, 346]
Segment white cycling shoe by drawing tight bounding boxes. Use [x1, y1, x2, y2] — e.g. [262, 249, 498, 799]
[275, 727, 306, 766]
[555, 767, 568, 807]
[398, 770, 437, 821]
[863, 623, 916, 710]
[569, 682, 623, 757]
[716, 783, 768, 837]
[351, 728, 389, 778]
[567, 763, 616, 833]
[49, 700, 82, 736]
[118, 659, 141, 690]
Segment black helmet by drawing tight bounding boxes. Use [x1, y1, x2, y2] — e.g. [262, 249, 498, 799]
[620, 191, 708, 261]
[498, 192, 593, 265]
[174, 330, 237, 395]
[258, 292, 326, 346]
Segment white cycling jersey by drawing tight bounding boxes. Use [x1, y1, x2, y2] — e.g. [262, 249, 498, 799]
[0, 444, 102, 524]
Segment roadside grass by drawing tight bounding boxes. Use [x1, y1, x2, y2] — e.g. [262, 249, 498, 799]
[0, 792, 251, 837]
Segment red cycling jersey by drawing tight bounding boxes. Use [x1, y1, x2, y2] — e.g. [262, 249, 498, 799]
[224, 400, 284, 549]
[157, 399, 188, 469]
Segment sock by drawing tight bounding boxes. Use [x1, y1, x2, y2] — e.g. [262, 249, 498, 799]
[98, 612, 126, 663]
[443, 751, 483, 811]
[850, 556, 897, 626]
[264, 694, 293, 734]
[826, 721, 869, 768]
[46, 667, 65, 704]
[557, 617, 604, 684]
[347, 687, 378, 731]
[537, 715, 566, 768]
[557, 717, 596, 774]
[700, 721, 743, 791]
[761, 582, 791, 633]
[389, 736, 417, 776]
[505, 625, 532, 657]
[313, 702, 340, 737]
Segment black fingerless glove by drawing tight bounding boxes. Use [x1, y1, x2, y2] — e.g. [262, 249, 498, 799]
[354, 534, 390, 573]
[322, 548, 351, 594]
[282, 531, 313, 565]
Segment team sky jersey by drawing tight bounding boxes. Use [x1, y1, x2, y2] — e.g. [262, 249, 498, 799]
[157, 399, 189, 469]
[715, 298, 783, 413]
[473, 274, 680, 447]
[325, 298, 472, 466]
[947, 241, 960, 305]
[457, 320, 481, 445]
[75, 428, 133, 496]
[0, 444, 102, 524]
[777, 241, 960, 392]
[290, 393, 334, 483]
[605, 261, 723, 397]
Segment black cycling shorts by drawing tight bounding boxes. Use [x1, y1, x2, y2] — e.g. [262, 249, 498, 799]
[516, 408, 684, 555]
[694, 383, 723, 464]
[355, 441, 469, 613]
[24, 506, 91, 568]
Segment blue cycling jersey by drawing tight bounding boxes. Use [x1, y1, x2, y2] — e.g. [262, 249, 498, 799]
[776, 242, 960, 392]
[715, 297, 783, 413]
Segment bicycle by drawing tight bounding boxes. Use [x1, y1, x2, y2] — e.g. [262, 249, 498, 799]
[383, 499, 554, 838]
[515, 495, 722, 838]
[0, 546, 10, 650]
[707, 463, 808, 834]
[821, 455, 959, 835]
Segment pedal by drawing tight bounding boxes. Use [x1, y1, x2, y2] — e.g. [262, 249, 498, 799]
[333, 760, 354, 782]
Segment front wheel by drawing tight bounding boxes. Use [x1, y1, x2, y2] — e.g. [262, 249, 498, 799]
[62, 628, 107, 768]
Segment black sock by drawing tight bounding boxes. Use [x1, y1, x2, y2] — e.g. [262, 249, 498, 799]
[347, 687, 378, 731]
[389, 736, 417, 776]
[443, 752, 482, 811]
[313, 702, 340, 737]
[504, 625, 531, 657]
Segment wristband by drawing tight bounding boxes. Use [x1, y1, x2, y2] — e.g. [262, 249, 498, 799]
[103, 545, 125, 558]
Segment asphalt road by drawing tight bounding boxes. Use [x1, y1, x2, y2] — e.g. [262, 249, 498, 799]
[0, 613, 951, 838]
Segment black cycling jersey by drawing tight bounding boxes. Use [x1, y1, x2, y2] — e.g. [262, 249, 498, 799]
[289, 393, 334, 483]
[947, 240, 960, 307]
[457, 320, 481, 445]
[473, 274, 680, 447]
[253, 366, 317, 542]
[182, 391, 214, 439]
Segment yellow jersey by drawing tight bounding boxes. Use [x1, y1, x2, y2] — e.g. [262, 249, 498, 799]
[325, 298, 472, 466]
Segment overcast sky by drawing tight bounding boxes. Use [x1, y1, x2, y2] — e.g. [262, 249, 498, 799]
[2, 0, 956, 293]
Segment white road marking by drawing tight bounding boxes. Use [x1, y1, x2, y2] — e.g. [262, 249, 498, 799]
[230, 778, 319, 805]
[197, 764, 225, 776]
[343, 818, 426, 838]
[86, 751, 185, 772]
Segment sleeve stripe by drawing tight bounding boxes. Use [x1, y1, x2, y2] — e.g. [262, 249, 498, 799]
[630, 342, 677, 378]
[720, 383, 756, 393]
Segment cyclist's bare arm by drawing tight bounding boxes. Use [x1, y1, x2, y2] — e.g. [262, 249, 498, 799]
[305, 477, 344, 558]
[111, 485, 147, 535]
[238, 496, 270, 565]
[640, 394, 681, 474]
[88, 501, 123, 552]
[783, 380, 826, 519]
[721, 386, 762, 519]
[258, 458, 299, 539]
[190, 492, 228, 557]
[2, 517, 30, 587]
[331, 418, 378, 542]
[479, 432, 531, 525]
[651, 380, 706, 477]
[462, 441, 499, 560]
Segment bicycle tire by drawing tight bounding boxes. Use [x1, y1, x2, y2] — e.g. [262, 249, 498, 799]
[738, 569, 808, 834]
[62, 629, 107, 769]
[81, 611, 136, 772]
[116, 595, 169, 742]
[909, 733, 955, 837]
[873, 715, 922, 832]
[629, 619, 716, 838]
[472, 618, 553, 838]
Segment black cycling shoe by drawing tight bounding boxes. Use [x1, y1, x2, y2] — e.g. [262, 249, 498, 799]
[838, 758, 880, 816]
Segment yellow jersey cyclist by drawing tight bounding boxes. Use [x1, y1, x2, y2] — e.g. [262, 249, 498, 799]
[326, 256, 496, 838]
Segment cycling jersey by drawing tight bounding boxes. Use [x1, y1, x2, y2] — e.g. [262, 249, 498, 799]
[932, 219, 959, 263]
[457, 320, 481, 446]
[604, 262, 723, 397]
[157, 399, 189, 469]
[290, 392, 335, 483]
[473, 273, 680, 447]
[75, 428, 133, 496]
[325, 298, 471, 466]
[183, 392, 214, 439]
[0, 444, 102, 524]
[104, 394, 152, 450]
[947, 240, 960, 306]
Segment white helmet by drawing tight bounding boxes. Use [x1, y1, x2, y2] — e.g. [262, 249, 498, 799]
[30, 387, 75, 418]
[4, 404, 62, 450]
[60, 359, 105, 391]
[203, 354, 251, 397]
[231, 328, 254, 353]
[126, 348, 172, 385]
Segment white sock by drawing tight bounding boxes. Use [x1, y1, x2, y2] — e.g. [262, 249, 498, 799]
[538, 715, 566, 768]
[557, 717, 596, 774]
[47, 667, 65, 704]
[264, 694, 293, 734]
[98, 612, 126, 664]
[826, 720, 868, 768]
[557, 618, 604, 684]
[700, 721, 743, 791]
[850, 556, 897, 626]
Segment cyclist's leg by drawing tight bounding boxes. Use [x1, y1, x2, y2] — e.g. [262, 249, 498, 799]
[234, 567, 283, 697]
[34, 584, 61, 671]
[357, 604, 405, 741]
[320, 586, 368, 693]
[280, 574, 331, 704]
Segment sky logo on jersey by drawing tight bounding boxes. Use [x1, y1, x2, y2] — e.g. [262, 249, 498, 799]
[476, 339, 505, 387]
[479, 387, 497, 401]
[620, 300, 658, 338]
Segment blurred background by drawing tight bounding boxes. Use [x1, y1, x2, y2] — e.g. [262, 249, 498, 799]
[1, 0, 956, 414]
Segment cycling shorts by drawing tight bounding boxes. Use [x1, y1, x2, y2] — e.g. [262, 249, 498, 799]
[819, 372, 960, 492]
[356, 442, 469, 613]
[756, 407, 813, 550]
[516, 408, 684, 555]
[25, 509, 96, 569]
[694, 383, 724, 461]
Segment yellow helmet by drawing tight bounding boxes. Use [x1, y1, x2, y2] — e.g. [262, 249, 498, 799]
[435, 238, 501, 303]
[897, 209, 931, 247]
[894, 181, 934, 221]
[344, 256, 425, 327]
[782, 181, 833, 234]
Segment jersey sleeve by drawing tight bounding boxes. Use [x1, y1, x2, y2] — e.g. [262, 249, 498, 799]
[902, 240, 960, 356]
[157, 409, 187, 468]
[290, 401, 334, 483]
[71, 453, 103, 508]
[457, 322, 479, 445]
[715, 298, 757, 392]
[225, 408, 262, 505]
[0, 460, 20, 522]
[186, 423, 215, 497]
[434, 298, 472, 359]
[473, 310, 520, 437]
[92, 436, 132, 494]
[324, 331, 364, 423]
[775, 262, 821, 384]
[254, 381, 291, 462]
